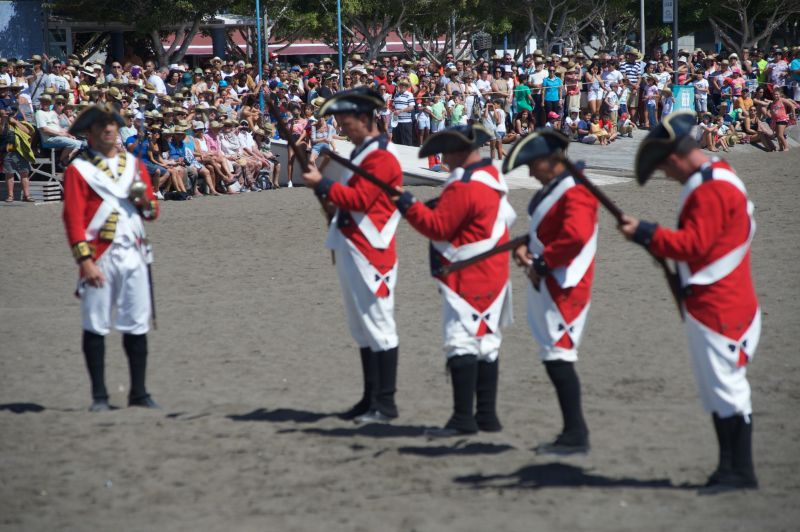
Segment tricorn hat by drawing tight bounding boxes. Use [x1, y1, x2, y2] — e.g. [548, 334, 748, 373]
[634, 110, 697, 184]
[419, 124, 493, 157]
[318, 87, 385, 116]
[502, 129, 569, 173]
[68, 103, 125, 136]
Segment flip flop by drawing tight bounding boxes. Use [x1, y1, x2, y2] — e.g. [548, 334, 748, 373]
[22, 196, 36, 203]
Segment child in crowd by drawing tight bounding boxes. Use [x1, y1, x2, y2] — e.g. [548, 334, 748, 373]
[589, 113, 610, 145]
[693, 70, 709, 113]
[698, 112, 719, 152]
[619, 79, 631, 117]
[617, 112, 637, 137]
[644, 75, 659, 128]
[660, 87, 674, 120]
[599, 112, 618, 142]
[604, 81, 620, 125]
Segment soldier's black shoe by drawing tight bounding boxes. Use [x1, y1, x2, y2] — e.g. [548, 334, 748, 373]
[89, 399, 111, 412]
[339, 400, 371, 421]
[128, 395, 161, 409]
[340, 347, 377, 420]
[701, 470, 758, 493]
[353, 409, 394, 424]
[424, 423, 478, 439]
[534, 432, 590, 455]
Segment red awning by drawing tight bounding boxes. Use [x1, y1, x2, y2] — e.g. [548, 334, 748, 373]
[162, 31, 450, 57]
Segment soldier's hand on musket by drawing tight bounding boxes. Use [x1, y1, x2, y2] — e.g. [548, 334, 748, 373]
[302, 165, 322, 187]
[80, 259, 106, 288]
[618, 214, 640, 240]
[513, 243, 532, 268]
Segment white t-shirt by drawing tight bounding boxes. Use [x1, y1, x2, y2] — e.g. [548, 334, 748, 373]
[694, 78, 709, 100]
[495, 108, 506, 133]
[148, 74, 167, 95]
[601, 69, 623, 90]
[34, 109, 61, 140]
[476, 79, 492, 98]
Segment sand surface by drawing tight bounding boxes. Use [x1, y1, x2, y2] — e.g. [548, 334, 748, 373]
[1, 146, 799, 531]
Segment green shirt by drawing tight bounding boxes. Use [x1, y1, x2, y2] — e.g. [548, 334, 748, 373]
[450, 104, 464, 125]
[430, 101, 445, 121]
[514, 83, 533, 111]
[756, 59, 768, 83]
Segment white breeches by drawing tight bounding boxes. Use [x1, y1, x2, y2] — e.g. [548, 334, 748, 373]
[335, 248, 398, 352]
[79, 245, 151, 336]
[526, 283, 590, 363]
[441, 300, 502, 363]
[685, 310, 761, 417]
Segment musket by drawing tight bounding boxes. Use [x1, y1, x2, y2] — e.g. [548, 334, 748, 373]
[147, 257, 157, 330]
[129, 168, 158, 329]
[318, 148, 401, 197]
[558, 156, 683, 318]
[264, 96, 335, 263]
[434, 234, 530, 276]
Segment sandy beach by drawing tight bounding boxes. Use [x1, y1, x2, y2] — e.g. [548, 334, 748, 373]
[1, 145, 799, 532]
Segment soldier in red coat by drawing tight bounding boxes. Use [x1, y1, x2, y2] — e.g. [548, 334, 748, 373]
[505, 130, 598, 454]
[302, 88, 404, 424]
[394, 125, 517, 437]
[62, 104, 160, 412]
[620, 111, 760, 490]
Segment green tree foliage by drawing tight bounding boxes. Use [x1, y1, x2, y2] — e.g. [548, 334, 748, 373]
[51, 0, 235, 64]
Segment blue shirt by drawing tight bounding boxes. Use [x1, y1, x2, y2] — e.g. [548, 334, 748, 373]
[126, 136, 149, 159]
[542, 76, 562, 102]
[790, 59, 800, 82]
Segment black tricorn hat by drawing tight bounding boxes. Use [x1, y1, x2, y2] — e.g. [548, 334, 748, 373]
[502, 129, 569, 173]
[419, 124, 493, 157]
[635, 110, 698, 184]
[318, 87, 385, 116]
[68, 103, 125, 136]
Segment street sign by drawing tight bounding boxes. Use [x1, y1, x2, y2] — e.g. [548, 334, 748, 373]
[663, 0, 674, 23]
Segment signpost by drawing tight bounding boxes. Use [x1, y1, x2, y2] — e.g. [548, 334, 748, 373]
[663, 0, 674, 23]
[664, 0, 679, 84]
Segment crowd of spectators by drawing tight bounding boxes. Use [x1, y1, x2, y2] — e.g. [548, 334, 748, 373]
[1, 43, 799, 201]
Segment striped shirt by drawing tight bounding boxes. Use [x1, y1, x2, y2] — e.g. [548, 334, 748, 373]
[619, 61, 644, 85]
[393, 90, 414, 123]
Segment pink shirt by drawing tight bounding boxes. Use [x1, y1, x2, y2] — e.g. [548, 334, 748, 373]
[204, 133, 221, 153]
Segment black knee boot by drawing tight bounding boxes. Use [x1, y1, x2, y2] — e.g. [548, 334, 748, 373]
[709, 413, 735, 485]
[83, 330, 109, 411]
[375, 347, 399, 418]
[537, 360, 589, 454]
[427, 355, 479, 437]
[732, 415, 758, 487]
[475, 359, 502, 432]
[341, 347, 377, 420]
[123, 333, 159, 408]
[354, 347, 398, 424]
[708, 413, 757, 489]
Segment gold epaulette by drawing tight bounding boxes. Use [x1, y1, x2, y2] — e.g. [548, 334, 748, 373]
[71, 241, 93, 262]
[99, 210, 119, 241]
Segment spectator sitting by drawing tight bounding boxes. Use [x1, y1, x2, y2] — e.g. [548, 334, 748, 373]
[562, 107, 580, 139]
[34, 93, 86, 168]
[617, 112, 637, 137]
[576, 110, 597, 144]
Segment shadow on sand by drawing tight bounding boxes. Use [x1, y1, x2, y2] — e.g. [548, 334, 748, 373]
[0, 403, 45, 414]
[455, 462, 697, 490]
[281, 423, 431, 439]
[398, 441, 515, 457]
[226, 408, 335, 423]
